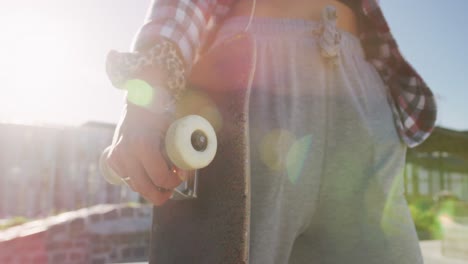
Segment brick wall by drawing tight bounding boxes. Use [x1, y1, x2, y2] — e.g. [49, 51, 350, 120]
[0, 204, 152, 264]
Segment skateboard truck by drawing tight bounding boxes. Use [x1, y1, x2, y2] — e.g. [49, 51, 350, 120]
[99, 115, 217, 200]
[170, 170, 199, 200]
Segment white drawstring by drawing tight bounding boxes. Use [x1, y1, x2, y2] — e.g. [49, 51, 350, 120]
[243, 0, 257, 32]
[317, 5, 342, 66]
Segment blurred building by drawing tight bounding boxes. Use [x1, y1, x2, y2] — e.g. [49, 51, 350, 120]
[0, 122, 139, 219]
[405, 127, 468, 201]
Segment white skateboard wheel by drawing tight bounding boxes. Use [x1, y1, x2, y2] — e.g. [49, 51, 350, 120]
[99, 146, 125, 185]
[165, 115, 217, 170]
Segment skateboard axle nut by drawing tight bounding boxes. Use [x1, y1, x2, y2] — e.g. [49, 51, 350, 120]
[191, 130, 208, 151]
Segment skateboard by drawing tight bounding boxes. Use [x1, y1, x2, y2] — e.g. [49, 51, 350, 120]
[100, 33, 257, 263]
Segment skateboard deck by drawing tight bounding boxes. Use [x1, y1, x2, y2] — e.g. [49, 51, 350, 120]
[148, 34, 257, 264]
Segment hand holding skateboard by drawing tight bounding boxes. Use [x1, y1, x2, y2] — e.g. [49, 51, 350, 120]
[99, 102, 217, 203]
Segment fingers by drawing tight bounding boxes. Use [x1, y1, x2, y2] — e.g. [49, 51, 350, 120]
[137, 138, 183, 190]
[104, 105, 182, 206]
[106, 137, 181, 206]
[105, 144, 128, 182]
[123, 155, 173, 206]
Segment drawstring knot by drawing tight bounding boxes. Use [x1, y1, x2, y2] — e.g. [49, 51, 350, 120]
[315, 5, 342, 67]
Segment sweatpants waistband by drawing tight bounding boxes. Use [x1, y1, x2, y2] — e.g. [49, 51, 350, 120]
[215, 15, 365, 60]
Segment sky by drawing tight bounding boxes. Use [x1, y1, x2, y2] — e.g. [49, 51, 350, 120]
[0, 0, 467, 131]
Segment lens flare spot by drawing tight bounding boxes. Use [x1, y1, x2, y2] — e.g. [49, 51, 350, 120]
[124, 79, 154, 107]
[286, 134, 313, 184]
[259, 129, 296, 172]
[199, 105, 223, 133]
[439, 214, 453, 227]
[176, 90, 223, 132]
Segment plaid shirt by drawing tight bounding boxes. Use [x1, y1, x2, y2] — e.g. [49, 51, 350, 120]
[131, 0, 436, 148]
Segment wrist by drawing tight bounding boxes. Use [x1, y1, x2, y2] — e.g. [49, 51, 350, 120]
[124, 100, 174, 131]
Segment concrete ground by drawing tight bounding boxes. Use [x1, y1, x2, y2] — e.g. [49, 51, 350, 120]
[420, 240, 467, 264]
[120, 240, 466, 264]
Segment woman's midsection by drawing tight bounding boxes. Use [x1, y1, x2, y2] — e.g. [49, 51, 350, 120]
[230, 0, 359, 35]
[212, 16, 366, 98]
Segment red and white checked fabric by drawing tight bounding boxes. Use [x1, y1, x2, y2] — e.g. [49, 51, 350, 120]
[129, 0, 437, 148]
[131, 0, 234, 67]
[359, 0, 437, 147]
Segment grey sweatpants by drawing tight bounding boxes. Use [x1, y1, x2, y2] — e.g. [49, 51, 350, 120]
[212, 16, 423, 264]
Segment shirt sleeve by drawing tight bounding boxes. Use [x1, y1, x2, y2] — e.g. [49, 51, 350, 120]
[130, 0, 219, 70]
[359, 0, 437, 147]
